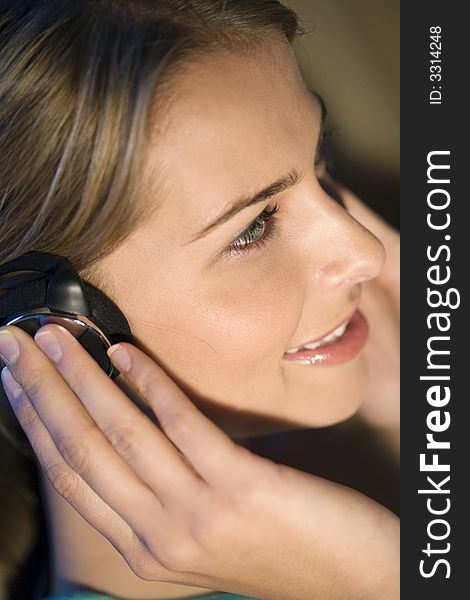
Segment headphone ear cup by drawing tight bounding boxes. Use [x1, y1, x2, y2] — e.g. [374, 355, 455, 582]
[0, 278, 49, 331]
[81, 281, 133, 346]
[69, 281, 133, 378]
[1, 271, 133, 379]
[1, 277, 133, 345]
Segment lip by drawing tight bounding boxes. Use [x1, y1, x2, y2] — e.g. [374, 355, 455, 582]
[281, 309, 369, 366]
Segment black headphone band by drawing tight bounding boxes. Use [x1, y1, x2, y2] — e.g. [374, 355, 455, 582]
[0, 251, 134, 379]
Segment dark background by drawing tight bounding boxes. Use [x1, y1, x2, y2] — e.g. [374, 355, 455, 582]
[289, 0, 399, 230]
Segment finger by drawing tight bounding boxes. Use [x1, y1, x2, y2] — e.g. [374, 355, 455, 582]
[105, 340, 243, 488]
[31, 322, 205, 504]
[0, 366, 159, 579]
[1, 325, 164, 544]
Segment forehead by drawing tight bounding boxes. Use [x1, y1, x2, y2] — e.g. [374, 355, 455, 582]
[140, 38, 321, 236]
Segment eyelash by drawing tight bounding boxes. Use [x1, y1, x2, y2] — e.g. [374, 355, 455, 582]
[224, 203, 280, 257]
[223, 126, 337, 258]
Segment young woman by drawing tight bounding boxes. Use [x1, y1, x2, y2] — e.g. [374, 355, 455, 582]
[0, 1, 400, 599]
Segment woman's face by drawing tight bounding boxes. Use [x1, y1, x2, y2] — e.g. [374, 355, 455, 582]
[96, 37, 385, 438]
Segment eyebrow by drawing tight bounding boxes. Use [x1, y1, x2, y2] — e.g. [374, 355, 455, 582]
[187, 88, 327, 245]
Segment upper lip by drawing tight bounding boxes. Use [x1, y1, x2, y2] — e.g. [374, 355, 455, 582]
[286, 306, 358, 351]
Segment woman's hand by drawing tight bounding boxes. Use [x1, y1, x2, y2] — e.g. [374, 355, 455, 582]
[0, 324, 399, 600]
[337, 182, 400, 430]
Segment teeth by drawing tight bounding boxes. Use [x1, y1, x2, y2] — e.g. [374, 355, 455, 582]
[332, 322, 348, 337]
[285, 346, 301, 354]
[303, 340, 323, 350]
[286, 321, 349, 353]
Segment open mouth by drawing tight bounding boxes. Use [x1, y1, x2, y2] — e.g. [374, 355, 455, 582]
[281, 310, 369, 366]
[285, 318, 350, 354]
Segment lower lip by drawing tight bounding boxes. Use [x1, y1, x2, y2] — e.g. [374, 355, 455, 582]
[281, 309, 369, 366]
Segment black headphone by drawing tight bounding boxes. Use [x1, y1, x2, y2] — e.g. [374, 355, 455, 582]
[0, 251, 134, 379]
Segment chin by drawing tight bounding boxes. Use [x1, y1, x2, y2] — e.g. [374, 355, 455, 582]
[304, 355, 369, 428]
[275, 353, 369, 431]
[221, 372, 368, 442]
[181, 356, 369, 442]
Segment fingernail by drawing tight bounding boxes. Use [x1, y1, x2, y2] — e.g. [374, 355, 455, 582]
[0, 328, 20, 366]
[1, 366, 24, 399]
[107, 344, 131, 373]
[34, 329, 63, 363]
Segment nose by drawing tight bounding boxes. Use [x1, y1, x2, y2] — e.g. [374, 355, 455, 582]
[309, 198, 386, 290]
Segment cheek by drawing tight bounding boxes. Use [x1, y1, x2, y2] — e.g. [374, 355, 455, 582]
[205, 274, 301, 362]
[131, 262, 303, 384]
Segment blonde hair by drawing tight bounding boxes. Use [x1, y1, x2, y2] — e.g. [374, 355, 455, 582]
[0, 0, 304, 595]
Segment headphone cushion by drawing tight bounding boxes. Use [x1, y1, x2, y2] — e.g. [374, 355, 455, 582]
[82, 282, 133, 344]
[0, 278, 47, 325]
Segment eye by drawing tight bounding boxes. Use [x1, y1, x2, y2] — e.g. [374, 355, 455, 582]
[223, 203, 280, 258]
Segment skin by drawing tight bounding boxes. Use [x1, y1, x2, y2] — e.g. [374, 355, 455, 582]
[93, 36, 386, 440]
[0, 36, 399, 599]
